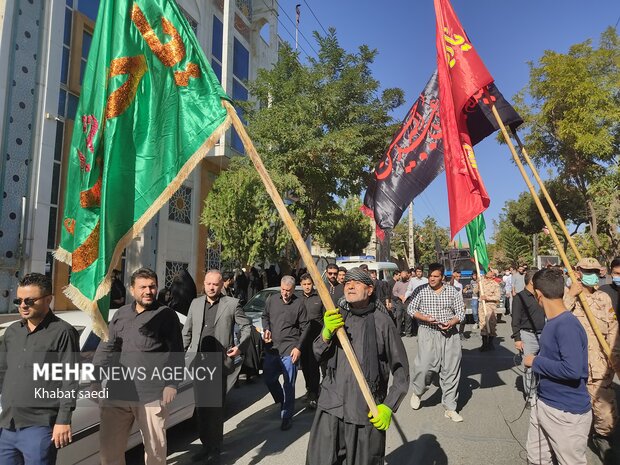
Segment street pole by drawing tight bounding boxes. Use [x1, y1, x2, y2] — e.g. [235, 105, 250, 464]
[408, 202, 415, 267]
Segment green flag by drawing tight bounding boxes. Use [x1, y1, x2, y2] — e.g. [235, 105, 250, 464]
[55, 0, 231, 337]
[465, 214, 489, 272]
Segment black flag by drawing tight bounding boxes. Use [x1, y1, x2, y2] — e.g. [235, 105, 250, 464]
[363, 71, 522, 235]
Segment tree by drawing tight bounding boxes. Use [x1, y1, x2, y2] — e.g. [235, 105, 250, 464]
[202, 29, 404, 266]
[491, 216, 532, 269]
[200, 159, 301, 266]
[391, 216, 451, 267]
[513, 27, 620, 260]
[242, 30, 403, 241]
[314, 198, 372, 256]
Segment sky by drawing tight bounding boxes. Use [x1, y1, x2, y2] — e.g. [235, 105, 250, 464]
[276, 0, 620, 240]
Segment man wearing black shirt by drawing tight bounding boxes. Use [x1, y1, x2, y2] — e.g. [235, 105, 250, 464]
[183, 269, 251, 463]
[299, 273, 324, 409]
[325, 264, 344, 306]
[262, 275, 309, 430]
[511, 269, 544, 405]
[306, 268, 409, 464]
[0, 273, 79, 465]
[94, 267, 184, 465]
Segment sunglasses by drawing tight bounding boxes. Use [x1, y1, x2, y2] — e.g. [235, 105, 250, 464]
[13, 295, 51, 307]
[326, 272, 338, 276]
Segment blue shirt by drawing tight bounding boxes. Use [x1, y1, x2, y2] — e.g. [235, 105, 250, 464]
[532, 311, 590, 414]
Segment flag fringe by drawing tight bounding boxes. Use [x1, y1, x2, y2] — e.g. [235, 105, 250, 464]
[53, 246, 72, 266]
[62, 283, 109, 340]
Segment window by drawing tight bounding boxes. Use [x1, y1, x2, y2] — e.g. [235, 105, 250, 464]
[212, 16, 223, 62]
[233, 38, 249, 81]
[231, 39, 249, 154]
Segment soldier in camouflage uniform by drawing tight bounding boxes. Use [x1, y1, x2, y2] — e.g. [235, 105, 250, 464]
[564, 257, 620, 462]
[479, 269, 501, 352]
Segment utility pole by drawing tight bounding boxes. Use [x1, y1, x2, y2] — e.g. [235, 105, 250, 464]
[532, 233, 539, 268]
[408, 202, 415, 266]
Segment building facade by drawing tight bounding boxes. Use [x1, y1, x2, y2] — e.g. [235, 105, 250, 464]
[0, 0, 279, 312]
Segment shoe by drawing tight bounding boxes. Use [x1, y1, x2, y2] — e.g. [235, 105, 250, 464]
[410, 392, 421, 410]
[444, 410, 463, 422]
[280, 417, 293, 430]
[479, 335, 489, 352]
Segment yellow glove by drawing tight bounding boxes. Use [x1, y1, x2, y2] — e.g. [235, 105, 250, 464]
[368, 404, 392, 431]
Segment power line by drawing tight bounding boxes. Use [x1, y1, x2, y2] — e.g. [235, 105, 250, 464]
[259, 0, 314, 60]
[302, 0, 329, 36]
[275, 0, 320, 57]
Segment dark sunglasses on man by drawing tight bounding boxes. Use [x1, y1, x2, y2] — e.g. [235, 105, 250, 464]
[13, 295, 51, 307]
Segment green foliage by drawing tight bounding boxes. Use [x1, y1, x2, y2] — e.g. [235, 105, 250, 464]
[200, 159, 301, 265]
[314, 198, 372, 256]
[491, 216, 532, 269]
[513, 27, 620, 258]
[505, 179, 588, 236]
[242, 30, 403, 239]
[391, 216, 451, 266]
[202, 30, 403, 265]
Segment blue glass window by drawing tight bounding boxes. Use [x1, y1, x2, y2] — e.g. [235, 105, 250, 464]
[54, 122, 64, 162]
[47, 207, 57, 250]
[63, 8, 72, 46]
[212, 16, 223, 61]
[58, 89, 66, 117]
[82, 30, 92, 60]
[51, 163, 61, 204]
[66, 0, 73, 7]
[67, 93, 79, 120]
[77, 0, 100, 22]
[233, 38, 249, 81]
[232, 79, 248, 101]
[231, 81, 248, 154]
[211, 59, 222, 84]
[61, 47, 69, 84]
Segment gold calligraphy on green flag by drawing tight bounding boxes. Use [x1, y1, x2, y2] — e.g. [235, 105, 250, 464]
[55, 0, 231, 337]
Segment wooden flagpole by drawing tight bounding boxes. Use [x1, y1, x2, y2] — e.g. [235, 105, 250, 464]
[223, 101, 379, 417]
[511, 130, 582, 261]
[488, 101, 614, 363]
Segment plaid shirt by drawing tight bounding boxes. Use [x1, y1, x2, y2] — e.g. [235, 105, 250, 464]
[407, 283, 465, 329]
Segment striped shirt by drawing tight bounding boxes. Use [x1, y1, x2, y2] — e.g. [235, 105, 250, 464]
[407, 283, 465, 329]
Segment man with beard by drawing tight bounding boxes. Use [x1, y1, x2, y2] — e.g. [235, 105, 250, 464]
[325, 263, 344, 305]
[300, 273, 324, 409]
[0, 273, 80, 465]
[408, 263, 465, 422]
[95, 267, 184, 465]
[306, 268, 409, 464]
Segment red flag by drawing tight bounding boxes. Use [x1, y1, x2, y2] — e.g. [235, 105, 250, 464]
[434, 0, 492, 238]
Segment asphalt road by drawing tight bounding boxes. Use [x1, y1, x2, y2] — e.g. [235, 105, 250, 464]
[127, 315, 607, 465]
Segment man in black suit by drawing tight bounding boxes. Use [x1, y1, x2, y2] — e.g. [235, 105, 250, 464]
[183, 269, 252, 463]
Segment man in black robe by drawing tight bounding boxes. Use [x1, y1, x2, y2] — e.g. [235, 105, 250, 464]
[306, 268, 410, 465]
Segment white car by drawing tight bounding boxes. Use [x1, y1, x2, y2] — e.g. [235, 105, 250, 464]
[0, 309, 195, 465]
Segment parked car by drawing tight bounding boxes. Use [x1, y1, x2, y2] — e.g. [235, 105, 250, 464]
[0, 309, 194, 465]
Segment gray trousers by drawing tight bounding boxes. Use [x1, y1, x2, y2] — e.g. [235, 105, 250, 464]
[520, 330, 541, 403]
[411, 326, 462, 411]
[526, 398, 592, 465]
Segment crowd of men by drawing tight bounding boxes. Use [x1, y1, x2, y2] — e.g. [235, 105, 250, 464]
[0, 256, 618, 464]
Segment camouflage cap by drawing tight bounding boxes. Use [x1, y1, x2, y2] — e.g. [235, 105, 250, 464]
[576, 257, 603, 270]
